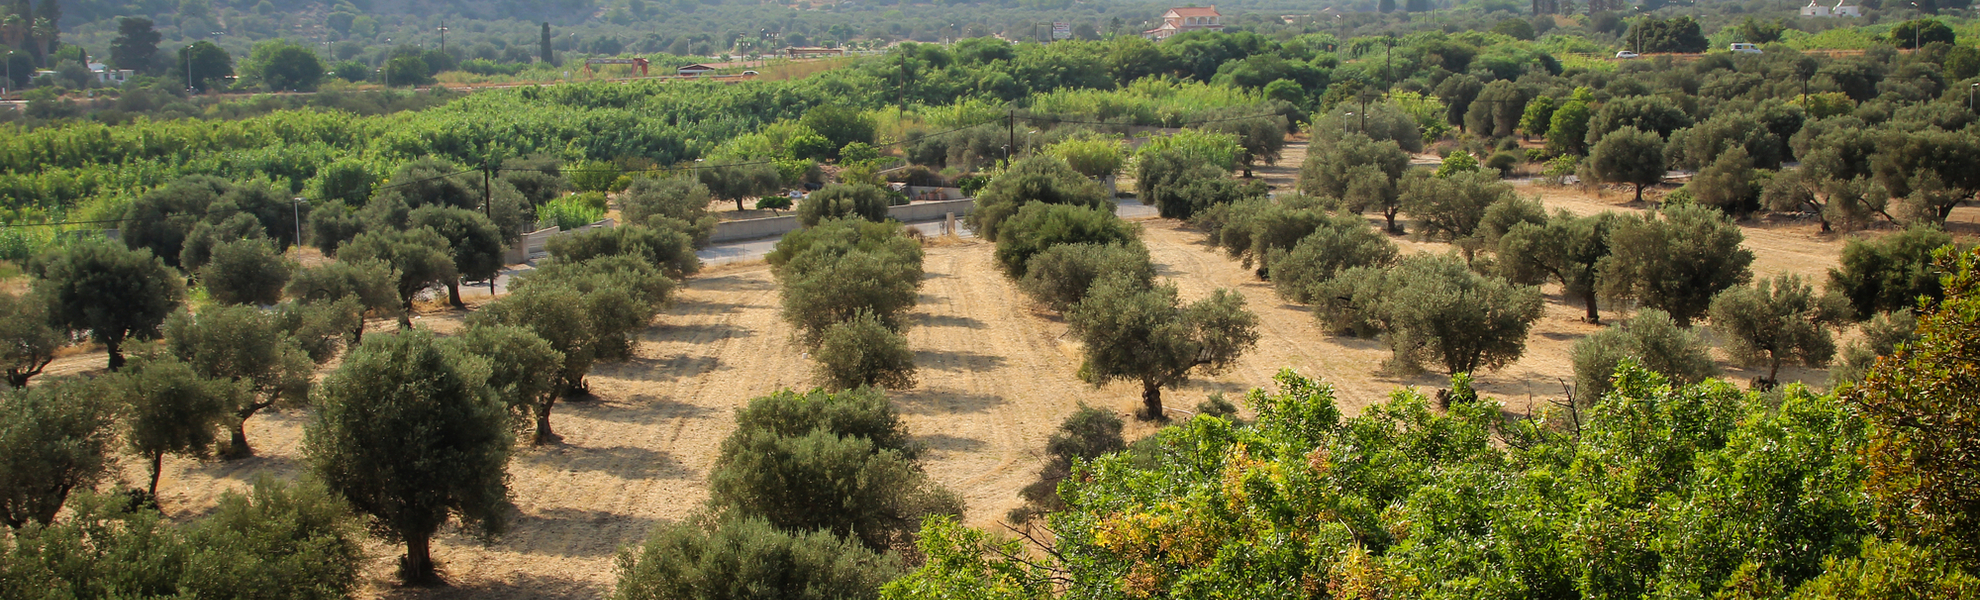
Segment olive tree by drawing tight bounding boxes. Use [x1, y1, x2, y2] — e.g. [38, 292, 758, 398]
[199, 238, 294, 306]
[179, 213, 269, 272]
[1569, 309, 1718, 401]
[545, 222, 700, 280]
[1584, 126, 1667, 203]
[699, 161, 783, 212]
[1399, 170, 1520, 259]
[969, 155, 1110, 242]
[1205, 112, 1289, 177]
[408, 207, 505, 307]
[707, 387, 960, 553]
[618, 177, 716, 247]
[305, 330, 512, 584]
[1688, 146, 1762, 216]
[334, 228, 457, 328]
[30, 238, 186, 370]
[1266, 213, 1399, 303]
[1709, 273, 1848, 384]
[163, 306, 314, 459]
[773, 220, 925, 346]
[0, 380, 115, 528]
[1316, 254, 1544, 375]
[993, 203, 1139, 278]
[797, 183, 893, 227]
[120, 175, 232, 269]
[285, 259, 401, 344]
[109, 355, 235, 498]
[476, 256, 670, 414]
[813, 310, 917, 391]
[1067, 276, 1259, 419]
[449, 324, 564, 446]
[1598, 204, 1755, 327]
[1826, 225, 1956, 318]
[0, 291, 62, 388]
[1498, 211, 1619, 323]
[1020, 242, 1156, 312]
[613, 516, 901, 600]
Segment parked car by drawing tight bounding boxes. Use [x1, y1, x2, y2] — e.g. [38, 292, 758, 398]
[1615, 50, 1640, 59]
[1730, 43, 1763, 54]
[742, 70, 759, 75]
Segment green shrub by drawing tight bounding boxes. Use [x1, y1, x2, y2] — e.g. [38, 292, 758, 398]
[993, 203, 1138, 278]
[1020, 242, 1156, 312]
[613, 516, 902, 600]
[813, 311, 917, 391]
[1570, 308, 1718, 402]
[538, 195, 606, 230]
[797, 183, 892, 227]
[754, 195, 793, 211]
[1710, 273, 1848, 383]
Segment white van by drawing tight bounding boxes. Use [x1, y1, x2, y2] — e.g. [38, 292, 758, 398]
[1729, 43, 1763, 54]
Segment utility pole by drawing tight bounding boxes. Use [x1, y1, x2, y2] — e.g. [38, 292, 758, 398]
[1007, 110, 1016, 169]
[899, 46, 908, 111]
[185, 44, 194, 92]
[291, 197, 307, 259]
[484, 164, 497, 295]
[439, 22, 449, 55]
[1360, 92, 1369, 133]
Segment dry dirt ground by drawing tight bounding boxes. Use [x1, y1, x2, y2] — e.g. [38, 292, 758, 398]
[51, 146, 1975, 599]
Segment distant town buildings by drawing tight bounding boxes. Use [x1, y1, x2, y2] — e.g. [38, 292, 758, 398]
[1800, 0, 1862, 17]
[88, 63, 135, 86]
[780, 46, 846, 58]
[1144, 6, 1224, 40]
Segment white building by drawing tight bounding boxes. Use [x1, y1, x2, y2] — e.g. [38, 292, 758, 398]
[1801, 0, 1860, 17]
[88, 62, 135, 86]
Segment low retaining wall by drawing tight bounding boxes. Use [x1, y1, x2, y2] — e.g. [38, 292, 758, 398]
[709, 215, 801, 243]
[887, 198, 976, 223]
[504, 218, 616, 264]
[709, 198, 978, 243]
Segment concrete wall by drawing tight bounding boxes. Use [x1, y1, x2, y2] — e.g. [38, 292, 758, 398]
[708, 198, 979, 243]
[887, 198, 976, 223]
[709, 215, 801, 243]
[504, 218, 616, 264]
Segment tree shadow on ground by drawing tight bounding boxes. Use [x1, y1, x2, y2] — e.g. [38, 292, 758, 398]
[918, 314, 986, 329]
[594, 353, 726, 383]
[914, 349, 1008, 371]
[916, 433, 989, 454]
[890, 389, 1009, 415]
[519, 444, 691, 480]
[562, 393, 718, 424]
[689, 275, 776, 293]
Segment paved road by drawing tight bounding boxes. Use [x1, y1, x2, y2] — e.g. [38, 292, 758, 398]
[695, 198, 1159, 266]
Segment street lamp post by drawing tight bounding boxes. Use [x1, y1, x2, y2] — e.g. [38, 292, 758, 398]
[1910, 2, 1921, 49]
[185, 44, 195, 92]
[291, 197, 308, 259]
[1970, 82, 1977, 113]
[438, 22, 449, 55]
